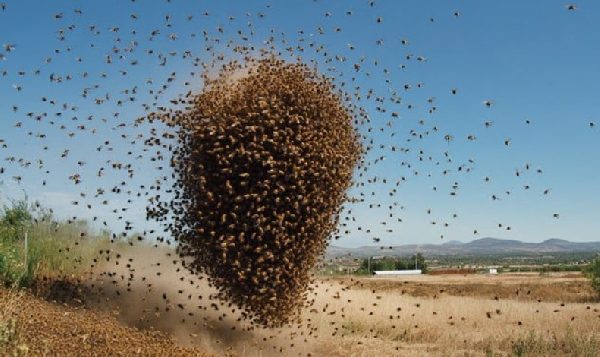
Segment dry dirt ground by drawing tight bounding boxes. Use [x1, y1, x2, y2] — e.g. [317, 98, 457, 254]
[2, 247, 599, 357]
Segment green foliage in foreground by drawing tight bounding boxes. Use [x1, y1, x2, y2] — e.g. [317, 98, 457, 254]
[584, 256, 600, 295]
[0, 196, 112, 287]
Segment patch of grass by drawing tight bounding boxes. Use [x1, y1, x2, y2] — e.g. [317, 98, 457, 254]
[26, 220, 112, 278]
[0, 197, 113, 287]
[340, 320, 364, 336]
[1, 219, 113, 287]
[509, 328, 599, 357]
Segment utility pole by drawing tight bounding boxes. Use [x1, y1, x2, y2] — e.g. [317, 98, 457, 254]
[24, 230, 28, 270]
[415, 253, 418, 270]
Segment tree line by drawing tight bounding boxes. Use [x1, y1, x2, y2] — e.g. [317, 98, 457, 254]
[358, 253, 428, 274]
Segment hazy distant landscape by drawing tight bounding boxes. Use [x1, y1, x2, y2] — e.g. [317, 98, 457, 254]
[328, 238, 600, 258]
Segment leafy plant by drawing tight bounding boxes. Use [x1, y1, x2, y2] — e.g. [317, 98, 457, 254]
[584, 256, 600, 295]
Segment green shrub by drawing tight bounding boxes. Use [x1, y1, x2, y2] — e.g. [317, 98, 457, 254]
[584, 256, 600, 296]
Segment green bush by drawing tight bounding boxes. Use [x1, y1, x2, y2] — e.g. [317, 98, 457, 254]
[584, 256, 600, 296]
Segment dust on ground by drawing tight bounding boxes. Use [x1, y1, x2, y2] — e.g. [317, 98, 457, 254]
[34, 244, 319, 357]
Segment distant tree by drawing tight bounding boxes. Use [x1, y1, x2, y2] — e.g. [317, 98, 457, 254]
[359, 254, 429, 274]
[394, 260, 408, 270]
[584, 256, 600, 295]
[380, 259, 396, 271]
[361, 257, 396, 273]
[360, 258, 377, 274]
[360, 258, 369, 271]
[411, 253, 428, 273]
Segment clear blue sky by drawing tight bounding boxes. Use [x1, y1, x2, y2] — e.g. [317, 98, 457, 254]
[0, 0, 599, 247]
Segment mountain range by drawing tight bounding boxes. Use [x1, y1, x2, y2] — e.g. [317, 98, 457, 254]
[326, 238, 600, 258]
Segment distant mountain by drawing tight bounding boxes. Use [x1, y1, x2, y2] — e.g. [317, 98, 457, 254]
[468, 238, 524, 247]
[326, 237, 600, 258]
[543, 238, 570, 244]
[443, 240, 464, 246]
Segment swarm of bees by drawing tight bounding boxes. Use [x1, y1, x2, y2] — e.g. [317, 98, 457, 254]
[147, 55, 362, 327]
[1, 1, 598, 355]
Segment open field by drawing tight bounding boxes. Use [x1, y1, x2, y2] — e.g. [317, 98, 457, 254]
[309, 274, 600, 356]
[340, 272, 597, 303]
[2, 245, 599, 356]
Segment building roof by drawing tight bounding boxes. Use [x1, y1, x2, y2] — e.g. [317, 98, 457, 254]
[373, 270, 422, 275]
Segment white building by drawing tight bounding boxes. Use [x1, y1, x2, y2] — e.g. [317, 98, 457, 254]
[373, 270, 422, 276]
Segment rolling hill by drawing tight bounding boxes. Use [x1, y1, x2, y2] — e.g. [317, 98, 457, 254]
[326, 238, 600, 258]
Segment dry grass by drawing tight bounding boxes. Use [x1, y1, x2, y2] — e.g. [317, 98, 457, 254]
[298, 274, 600, 356]
[338, 273, 598, 303]
[3, 246, 599, 357]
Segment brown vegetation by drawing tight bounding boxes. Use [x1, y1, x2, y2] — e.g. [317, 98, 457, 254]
[339, 273, 598, 303]
[306, 274, 600, 356]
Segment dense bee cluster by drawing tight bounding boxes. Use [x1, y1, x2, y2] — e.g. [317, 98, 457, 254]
[0, 286, 210, 356]
[150, 56, 362, 327]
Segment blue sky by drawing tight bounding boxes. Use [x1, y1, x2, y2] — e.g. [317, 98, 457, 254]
[0, 0, 599, 247]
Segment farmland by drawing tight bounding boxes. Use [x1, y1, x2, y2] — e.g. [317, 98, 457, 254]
[2, 244, 599, 356]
